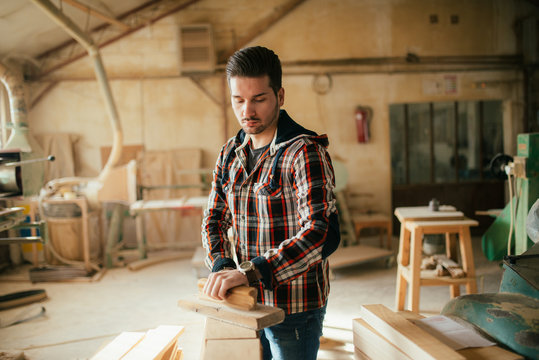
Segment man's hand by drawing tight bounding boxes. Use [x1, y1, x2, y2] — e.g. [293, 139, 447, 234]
[202, 269, 249, 300]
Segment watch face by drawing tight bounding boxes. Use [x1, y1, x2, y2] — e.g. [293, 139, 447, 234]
[240, 261, 253, 272]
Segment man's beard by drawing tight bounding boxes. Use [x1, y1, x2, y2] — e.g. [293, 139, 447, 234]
[242, 104, 279, 135]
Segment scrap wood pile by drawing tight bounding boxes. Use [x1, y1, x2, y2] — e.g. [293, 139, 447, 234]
[421, 254, 465, 278]
[353, 304, 523, 360]
[91, 325, 184, 360]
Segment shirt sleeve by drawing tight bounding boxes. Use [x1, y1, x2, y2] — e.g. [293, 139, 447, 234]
[201, 145, 236, 272]
[260, 141, 337, 287]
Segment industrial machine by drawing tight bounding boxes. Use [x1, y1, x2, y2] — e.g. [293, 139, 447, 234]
[441, 134, 539, 358]
[483, 133, 539, 260]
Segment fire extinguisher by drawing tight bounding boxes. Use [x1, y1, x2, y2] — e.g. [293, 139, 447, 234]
[355, 106, 372, 143]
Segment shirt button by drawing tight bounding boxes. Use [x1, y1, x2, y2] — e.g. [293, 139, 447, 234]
[240, 215, 245, 220]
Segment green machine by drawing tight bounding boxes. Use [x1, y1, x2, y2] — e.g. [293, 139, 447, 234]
[483, 132, 539, 260]
[444, 133, 539, 359]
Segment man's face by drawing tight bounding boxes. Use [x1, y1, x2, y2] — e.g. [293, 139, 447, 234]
[230, 75, 284, 140]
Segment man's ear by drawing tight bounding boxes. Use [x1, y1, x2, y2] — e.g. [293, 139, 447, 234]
[278, 88, 285, 107]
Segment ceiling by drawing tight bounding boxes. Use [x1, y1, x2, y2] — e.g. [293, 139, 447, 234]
[0, 0, 153, 61]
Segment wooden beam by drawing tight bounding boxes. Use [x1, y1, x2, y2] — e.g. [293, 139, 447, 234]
[218, 0, 307, 63]
[62, 0, 131, 31]
[35, 0, 201, 77]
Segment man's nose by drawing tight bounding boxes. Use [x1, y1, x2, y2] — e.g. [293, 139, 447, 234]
[243, 101, 256, 117]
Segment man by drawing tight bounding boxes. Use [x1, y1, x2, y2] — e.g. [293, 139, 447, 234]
[201, 46, 339, 360]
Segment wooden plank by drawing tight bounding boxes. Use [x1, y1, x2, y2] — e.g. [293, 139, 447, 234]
[354, 347, 372, 360]
[360, 304, 465, 360]
[399, 311, 524, 360]
[204, 317, 258, 340]
[178, 295, 284, 331]
[330, 244, 393, 269]
[90, 332, 145, 360]
[458, 346, 524, 360]
[352, 318, 411, 360]
[122, 325, 184, 360]
[202, 338, 261, 360]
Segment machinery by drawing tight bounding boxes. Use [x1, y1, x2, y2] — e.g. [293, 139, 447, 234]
[483, 133, 539, 260]
[441, 137, 539, 358]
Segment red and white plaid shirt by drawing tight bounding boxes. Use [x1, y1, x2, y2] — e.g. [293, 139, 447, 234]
[202, 110, 338, 314]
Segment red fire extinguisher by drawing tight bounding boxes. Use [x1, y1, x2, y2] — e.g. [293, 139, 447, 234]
[355, 106, 372, 143]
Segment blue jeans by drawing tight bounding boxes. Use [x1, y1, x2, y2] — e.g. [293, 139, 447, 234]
[260, 304, 326, 360]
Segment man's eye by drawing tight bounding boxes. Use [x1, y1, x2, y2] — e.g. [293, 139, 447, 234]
[254, 98, 265, 102]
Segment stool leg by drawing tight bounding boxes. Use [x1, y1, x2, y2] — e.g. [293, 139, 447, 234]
[459, 226, 477, 294]
[386, 221, 392, 250]
[445, 233, 460, 297]
[395, 267, 407, 311]
[396, 221, 411, 311]
[398, 223, 410, 266]
[409, 228, 423, 313]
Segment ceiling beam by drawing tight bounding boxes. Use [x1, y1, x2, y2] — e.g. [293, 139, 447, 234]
[218, 0, 307, 63]
[35, 0, 200, 78]
[62, 0, 131, 31]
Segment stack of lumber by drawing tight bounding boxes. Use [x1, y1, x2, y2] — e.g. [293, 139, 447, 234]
[91, 325, 184, 360]
[353, 304, 523, 360]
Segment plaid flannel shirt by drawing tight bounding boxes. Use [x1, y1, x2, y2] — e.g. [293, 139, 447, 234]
[202, 110, 338, 314]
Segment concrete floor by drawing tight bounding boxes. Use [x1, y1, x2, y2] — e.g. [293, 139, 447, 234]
[0, 236, 504, 359]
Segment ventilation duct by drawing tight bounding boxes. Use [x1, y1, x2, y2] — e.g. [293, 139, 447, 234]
[179, 24, 215, 73]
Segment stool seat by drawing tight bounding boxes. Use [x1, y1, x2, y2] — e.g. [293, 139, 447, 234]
[396, 217, 478, 313]
[352, 213, 392, 249]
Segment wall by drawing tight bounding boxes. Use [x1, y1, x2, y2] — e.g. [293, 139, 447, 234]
[27, 0, 538, 215]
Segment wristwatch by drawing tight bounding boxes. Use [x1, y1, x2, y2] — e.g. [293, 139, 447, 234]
[239, 261, 261, 285]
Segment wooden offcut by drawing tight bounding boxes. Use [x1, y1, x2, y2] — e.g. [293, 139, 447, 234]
[197, 278, 257, 311]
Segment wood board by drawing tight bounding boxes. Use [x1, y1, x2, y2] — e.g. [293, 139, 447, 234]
[178, 295, 284, 331]
[330, 244, 393, 269]
[121, 325, 184, 360]
[360, 304, 465, 360]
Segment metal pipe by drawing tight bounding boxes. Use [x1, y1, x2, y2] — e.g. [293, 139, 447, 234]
[1, 155, 55, 167]
[30, 0, 123, 182]
[0, 62, 27, 128]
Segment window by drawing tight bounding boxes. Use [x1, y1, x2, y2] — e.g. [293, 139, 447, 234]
[390, 100, 503, 185]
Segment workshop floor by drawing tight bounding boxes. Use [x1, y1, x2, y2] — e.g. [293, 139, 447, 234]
[0, 236, 504, 360]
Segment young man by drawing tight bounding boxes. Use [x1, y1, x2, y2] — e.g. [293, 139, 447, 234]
[201, 46, 339, 360]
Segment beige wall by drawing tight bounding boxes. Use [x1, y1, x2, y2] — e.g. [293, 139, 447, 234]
[26, 0, 538, 215]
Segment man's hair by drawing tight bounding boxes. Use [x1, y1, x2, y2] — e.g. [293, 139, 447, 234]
[226, 46, 282, 95]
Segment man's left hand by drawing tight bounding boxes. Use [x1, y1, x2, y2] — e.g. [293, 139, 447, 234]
[202, 269, 249, 300]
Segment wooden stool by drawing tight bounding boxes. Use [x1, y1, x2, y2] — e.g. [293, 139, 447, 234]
[395, 218, 478, 313]
[352, 213, 392, 249]
[178, 296, 284, 360]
